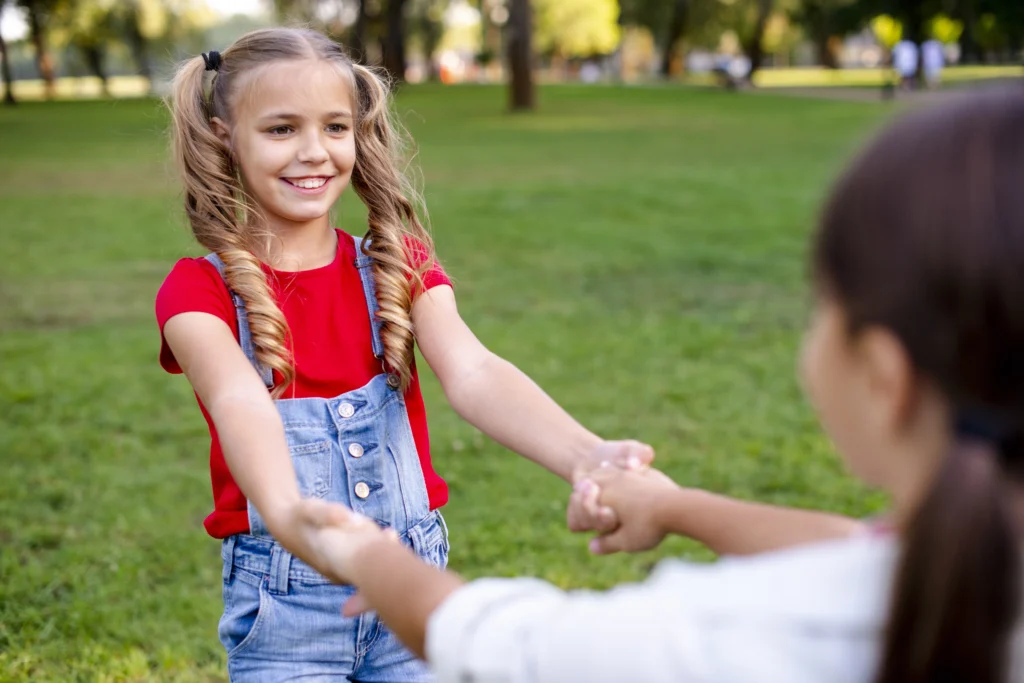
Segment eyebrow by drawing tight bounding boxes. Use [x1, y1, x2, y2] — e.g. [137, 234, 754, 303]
[259, 111, 353, 121]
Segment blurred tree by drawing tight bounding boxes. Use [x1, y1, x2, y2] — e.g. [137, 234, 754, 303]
[790, 0, 862, 68]
[350, 0, 371, 60]
[954, 0, 980, 62]
[0, 38, 11, 104]
[984, 0, 1024, 57]
[119, 0, 158, 86]
[507, 0, 533, 110]
[409, 0, 445, 80]
[1, 0, 15, 104]
[871, 13, 902, 49]
[929, 13, 963, 43]
[18, 0, 58, 98]
[658, 0, 688, 76]
[534, 0, 619, 59]
[382, 0, 408, 81]
[619, 0, 690, 77]
[743, 0, 773, 78]
[273, 0, 320, 22]
[974, 11, 1008, 56]
[51, 0, 117, 96]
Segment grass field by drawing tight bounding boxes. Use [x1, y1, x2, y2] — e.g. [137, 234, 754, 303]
[1, 84, 893, 680]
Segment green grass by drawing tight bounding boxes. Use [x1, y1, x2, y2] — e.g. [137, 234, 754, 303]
[1, 85, 892, 681]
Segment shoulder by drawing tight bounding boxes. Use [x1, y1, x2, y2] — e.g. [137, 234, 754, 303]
[403, 234, 451, 292]
[159, 255, 223, 288]
[353, 230, 451, 294]
[155, 256, 233, 330]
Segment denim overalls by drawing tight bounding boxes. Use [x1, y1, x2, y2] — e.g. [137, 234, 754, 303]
[205, 234, 448, 682]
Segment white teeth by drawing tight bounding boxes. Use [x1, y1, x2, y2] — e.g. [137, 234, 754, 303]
[290, 178, 327, 189]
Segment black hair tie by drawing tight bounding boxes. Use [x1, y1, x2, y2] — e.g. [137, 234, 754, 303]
[954, 406, 1012, 451]
[202, 51, 222, 72]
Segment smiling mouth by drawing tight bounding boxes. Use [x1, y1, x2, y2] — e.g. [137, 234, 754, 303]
[282, 176, 331, 190]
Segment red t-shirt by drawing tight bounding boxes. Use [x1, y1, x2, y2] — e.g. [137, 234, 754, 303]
[155, 230, 450, 538]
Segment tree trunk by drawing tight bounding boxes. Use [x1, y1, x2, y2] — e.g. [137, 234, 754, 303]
[0, 30, 15, 105]
[805, 0, 839, 69]
[382, 0, 407, 83]
[507, 0, 535, 111]
[744, 0, 773, 81]
[659, 0, 689, 78]
[26, 0, 56, 99]
[955, 0, 980, 63]
[80, 44, 109, 97]
[895, 0, 926, 83]
[124, 1, 152, 92]
[420, 7, 442, 81]
[814, 33, 839, 69]
[350, 0, 369, 63]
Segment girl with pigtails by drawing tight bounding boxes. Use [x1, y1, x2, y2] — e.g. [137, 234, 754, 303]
[156, 27, 651, 682]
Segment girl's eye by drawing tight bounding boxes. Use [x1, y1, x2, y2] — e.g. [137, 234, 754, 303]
[326, 124, 348, 134]
[268, 125, 292, 135]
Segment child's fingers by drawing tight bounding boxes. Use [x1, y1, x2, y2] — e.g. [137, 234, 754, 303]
[567, 480, 617, 533]
[299, 499, 352, 528]
[567, 483, 597, 532]
[586, 467, 622, 487]
[620, 440, 656, 468]
[588, 531, 624, 556]
[581, 479, 613, 531]
[342, 592, 372, 618]
[567, 489, 585, 532]
[598, 505, 618, 531]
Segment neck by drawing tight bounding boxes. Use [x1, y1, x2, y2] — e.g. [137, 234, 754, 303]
[887, 410, 951, 532]
[258, 214, 337, 272]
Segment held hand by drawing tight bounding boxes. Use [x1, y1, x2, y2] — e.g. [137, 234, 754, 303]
[567, 440, 655, 533]
[280, 498, 396, 585]
[582, 466, 680, 555]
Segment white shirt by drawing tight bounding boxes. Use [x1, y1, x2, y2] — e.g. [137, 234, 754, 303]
[922, 40, 944, 72]
[427, 534, 1024, 682]
[893, 40, 919, 76]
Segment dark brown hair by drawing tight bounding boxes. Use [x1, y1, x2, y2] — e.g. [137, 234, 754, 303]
[814, 87, 1024, 683]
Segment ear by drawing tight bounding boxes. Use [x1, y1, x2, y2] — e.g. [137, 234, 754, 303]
[210, 117, 232, 150]
[856, 326, 917, 436]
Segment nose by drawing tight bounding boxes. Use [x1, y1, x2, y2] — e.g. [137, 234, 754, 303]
[297, 130, 329, 165]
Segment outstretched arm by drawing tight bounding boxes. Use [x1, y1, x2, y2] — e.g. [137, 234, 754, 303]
[412, 285, 652, 508]
[582, 466, 865, 557]
[163, 312, 352, 573]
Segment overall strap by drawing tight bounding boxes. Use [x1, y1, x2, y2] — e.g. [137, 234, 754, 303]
[352, 234, 386, 360]
[203, 253, 275, 388]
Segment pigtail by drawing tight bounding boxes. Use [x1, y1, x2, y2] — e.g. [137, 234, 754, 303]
[875, 438, 1021, 683]
[166, 54, 294, 397]
[349, 62, 437, 392]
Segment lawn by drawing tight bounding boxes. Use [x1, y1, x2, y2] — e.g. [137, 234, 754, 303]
[1, 84, 891, 681]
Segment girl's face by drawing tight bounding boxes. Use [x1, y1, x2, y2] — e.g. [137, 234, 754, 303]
[800, 299, 881, 483]
[214, 59, 357, 232]
[799, 295, 950, 516]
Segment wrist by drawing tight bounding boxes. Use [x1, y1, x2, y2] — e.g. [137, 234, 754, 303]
[261, 497, 305, 546]
[568, 433, 605, 482]
[652, 484, 693, 536]
[346, 533, 408, 587]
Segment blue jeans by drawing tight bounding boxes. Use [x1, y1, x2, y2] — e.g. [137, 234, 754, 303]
[219, 512, 449, 682]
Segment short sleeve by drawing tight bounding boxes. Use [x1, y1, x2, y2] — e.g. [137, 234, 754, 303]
[403, 235, 451, 295]
[155, 257, 236, 373]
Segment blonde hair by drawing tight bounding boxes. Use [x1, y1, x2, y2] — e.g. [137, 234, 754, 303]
[167, 27, 436, 396]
